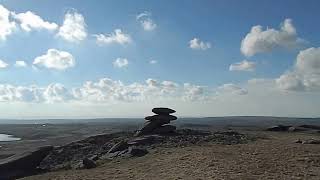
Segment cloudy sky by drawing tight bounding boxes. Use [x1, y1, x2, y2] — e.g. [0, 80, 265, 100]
[0, 0, 320, 119]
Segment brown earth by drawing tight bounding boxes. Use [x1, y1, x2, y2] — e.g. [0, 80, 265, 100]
[22, 131, 320, 180]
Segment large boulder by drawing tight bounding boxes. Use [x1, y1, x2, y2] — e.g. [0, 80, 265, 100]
[0, 145, 53, 179]
[145, 114, 177, 121]
[152, 107, 176, 115]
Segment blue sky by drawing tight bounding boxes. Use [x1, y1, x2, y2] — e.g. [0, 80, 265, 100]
[0, 0, 320, 118]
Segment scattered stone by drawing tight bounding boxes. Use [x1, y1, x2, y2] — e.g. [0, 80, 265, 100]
[82, 158, 96, 169]
[152, 107, 176, 115]
[0, 145, 53, 180]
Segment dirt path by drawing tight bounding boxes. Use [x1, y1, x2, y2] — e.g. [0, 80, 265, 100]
[22, 132, 320, 180]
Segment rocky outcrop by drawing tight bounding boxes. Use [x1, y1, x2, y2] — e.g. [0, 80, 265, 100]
[136, 107, 177, 136]
[0, 145, 53, 179]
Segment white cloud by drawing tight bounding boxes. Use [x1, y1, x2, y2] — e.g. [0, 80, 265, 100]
[136, 11, 156, 31]
[183, 83, 207, 101]
[149, 60, 157, 64]
[113, 58, 129, 68]
[57, 11, 87, 42]
[229, 60, 256, 72]
[12, 11, 58, 32]
[14, 60, 27, 67]
[0, 83, 72, 103]
[0, 60, 8, 68]
[217, 83, 248, 95]
[43, 83, 72, 103]
[0, 5, 16, 41]
[189, 38, 211, 50]
[241, 18, 304, 57]
[94, 29, 132, 45]
[33, 49, 75, 70]
[276, 47, 320, 91]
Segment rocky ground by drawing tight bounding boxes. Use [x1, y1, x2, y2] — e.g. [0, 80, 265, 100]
[19, 130, 320, 180]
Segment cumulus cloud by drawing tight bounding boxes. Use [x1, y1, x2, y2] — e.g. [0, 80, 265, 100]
[136, 11, 156, 31]
[217, 83, 248, 95]
[94, 29, 132, 45]
[0, 5, 16, 41]
[189, 38, 211, 50]
[14, 60, 27, 67]
[57, 11, 87, 42]
[276, 47, 320, 91]
[183, 83, 207, 101]
[229, 60, 256, 72]
[33, 49, 75, 70]
[241, 19, 304, 57]
[0, 83, 72, 103]
[0, 60, 8, 68]
[43, 83, 73, 103]
[12, 11, 58, 32]
[113, 58, 129, 68]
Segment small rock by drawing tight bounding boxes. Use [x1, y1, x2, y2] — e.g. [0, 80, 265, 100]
[82, 158, 96, 169]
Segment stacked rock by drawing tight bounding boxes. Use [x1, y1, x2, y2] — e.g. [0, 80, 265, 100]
[135, 107, 177, 136]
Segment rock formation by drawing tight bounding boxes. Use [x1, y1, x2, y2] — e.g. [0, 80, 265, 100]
[0, 145, 53, 179]
[135, 107, 177, 136]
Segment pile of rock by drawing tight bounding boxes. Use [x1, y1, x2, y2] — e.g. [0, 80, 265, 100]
[135, 107, 177, 136]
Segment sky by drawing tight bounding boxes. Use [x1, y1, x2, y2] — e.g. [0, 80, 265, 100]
[0, 0, 320, 119]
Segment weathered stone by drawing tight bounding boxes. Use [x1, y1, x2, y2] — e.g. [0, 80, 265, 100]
[152, 107, 176, 115]
[0, 145, 53, 179]
[108, 140, 128, 153]
[82, 158, 96, 169]
[145, 114, 177, 121]
[153, 125, 176, 134]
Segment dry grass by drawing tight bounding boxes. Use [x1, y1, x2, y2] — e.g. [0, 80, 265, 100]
[22, 132, 320, 180]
